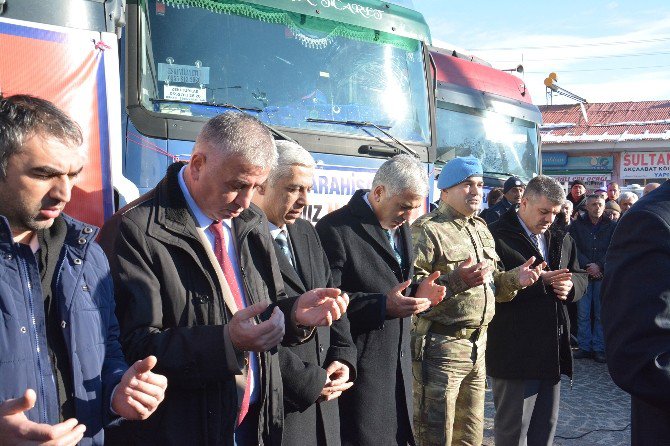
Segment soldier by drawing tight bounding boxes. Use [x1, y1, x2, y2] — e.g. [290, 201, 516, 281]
[411, 156, 544, 446]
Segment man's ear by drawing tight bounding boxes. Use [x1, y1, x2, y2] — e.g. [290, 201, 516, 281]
[257, 182, 267, 195]
[188, 152, 206, 180]
[372, 184, 385, 202]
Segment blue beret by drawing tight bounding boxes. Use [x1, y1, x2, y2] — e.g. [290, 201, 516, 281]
[437, 156, 483, 190]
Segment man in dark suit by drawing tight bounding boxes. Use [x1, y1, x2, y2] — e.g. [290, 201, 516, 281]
[488, 175, 587, 446]
[99, 113, 348, 445]
[253, 140, 357, 445]
[315, 155, 446, 446]
[602, 180, 670, 445]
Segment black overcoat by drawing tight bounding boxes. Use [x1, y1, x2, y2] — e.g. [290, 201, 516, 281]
[488, 207, 587, 380]
[602, 180, 670, 445]
[315, 190, 416, 446]
[274, 218, 357, 446]
[99, 162, 303, 445]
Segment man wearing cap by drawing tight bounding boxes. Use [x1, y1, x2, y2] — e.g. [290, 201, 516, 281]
[483, 176, 525, 225]
[411, 156, 544, 446]
[567, 180, 587, 219]
[604, 200, 621, 222]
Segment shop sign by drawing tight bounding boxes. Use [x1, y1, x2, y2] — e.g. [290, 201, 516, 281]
[543, 155, 613, 172]
[541, 152, 568, 167]
[620, 151, 670, 179]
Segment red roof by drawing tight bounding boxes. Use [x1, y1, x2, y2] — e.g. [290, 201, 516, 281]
[539, 100, 670, 143]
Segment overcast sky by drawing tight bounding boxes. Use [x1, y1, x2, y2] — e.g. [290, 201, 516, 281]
[412, 0, 670, 105]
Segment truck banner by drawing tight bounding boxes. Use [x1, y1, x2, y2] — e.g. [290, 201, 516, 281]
[0, 18, 118, 228]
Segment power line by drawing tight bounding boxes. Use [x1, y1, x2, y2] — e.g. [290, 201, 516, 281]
[469, 36, 670, 51]
[526, 63, 670, 74]
[490, 49, 670, 64]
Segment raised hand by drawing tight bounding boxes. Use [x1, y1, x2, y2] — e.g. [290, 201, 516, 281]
[541, 269, 571, 285]
[0, 389, 85, 446]
[415, 270, 446, 306]
[230, 300, 285, 352]
[386, 280, 431, 318]
[541, 269, 574, 300]
[112, 356, 167, 420]
[318, 361, 353, 402]
[518, 257, 545, 287]
[295, 288, 349, 327]
[456, 256, 493, 289]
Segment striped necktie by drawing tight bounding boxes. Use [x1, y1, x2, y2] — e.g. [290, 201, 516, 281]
[385, 229, 403, 267]
[275, 230, 294, 267]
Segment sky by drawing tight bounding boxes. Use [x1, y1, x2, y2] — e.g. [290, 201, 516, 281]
[411, 0, 670, 105]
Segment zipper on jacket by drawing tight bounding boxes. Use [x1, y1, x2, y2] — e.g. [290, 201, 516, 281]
[19, 256, 49, 423]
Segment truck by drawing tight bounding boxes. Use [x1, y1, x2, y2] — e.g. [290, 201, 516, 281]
[1, 1, 542, 225]
[1, 0, 436, 225]
[428, 46, 543, 207]
[122, 0, 436, 220]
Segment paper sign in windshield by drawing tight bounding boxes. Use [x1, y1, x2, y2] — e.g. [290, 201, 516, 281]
[158, 63, 210, 85]
[164, 85, 207, 103]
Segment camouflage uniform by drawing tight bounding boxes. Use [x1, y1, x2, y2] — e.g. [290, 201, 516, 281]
[411, 202, 524, 446]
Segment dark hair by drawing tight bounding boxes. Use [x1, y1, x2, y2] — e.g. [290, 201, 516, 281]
[523, 175, 565, 205]
[0, 94, 83, 178]
[487, 187, 504, 206]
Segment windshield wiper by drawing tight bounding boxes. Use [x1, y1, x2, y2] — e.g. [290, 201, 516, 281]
[483, 170, 517, 178]
[151, 99, 294, 142]
[151, 98, 263, 113]
[306, 118, 419, 158]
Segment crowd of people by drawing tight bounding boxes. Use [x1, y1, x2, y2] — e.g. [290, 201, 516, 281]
[0, 95, 668, 446]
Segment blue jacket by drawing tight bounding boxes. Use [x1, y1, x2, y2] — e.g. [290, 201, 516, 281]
[0, 214, 127, 445]
[568, 214, 617, 272]
[483, 197, 515, 225]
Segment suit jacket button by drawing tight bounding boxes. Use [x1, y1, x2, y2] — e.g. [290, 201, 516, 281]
[400, 350, 405, 358]
[319, 344, 324, 353]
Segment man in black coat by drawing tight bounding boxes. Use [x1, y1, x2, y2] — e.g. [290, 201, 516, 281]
[484, 176, 525, 225]
[602, 180, 670, 445]
[99, 113, 348, 445]
[253, 140, 357, 445]
[315, 155, 445, 446]
[488, 175, 587, 446]
[566, 179, 587, 219]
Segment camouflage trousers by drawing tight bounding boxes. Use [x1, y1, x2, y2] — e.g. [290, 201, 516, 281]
[412, 330, 487, 446]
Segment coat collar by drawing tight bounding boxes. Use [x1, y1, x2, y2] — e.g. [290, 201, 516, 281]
[154, 162, 263, 242]
[437, 201, 479, 230]
[272, 221, 312, 293]
[0, 213, 98, 258]
[493, 206, 552, 262]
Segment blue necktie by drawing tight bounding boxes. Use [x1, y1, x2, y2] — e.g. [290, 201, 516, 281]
[275, 230, 294, 267]
[385, 229, 403, 267]
[532, 233, 543, 257]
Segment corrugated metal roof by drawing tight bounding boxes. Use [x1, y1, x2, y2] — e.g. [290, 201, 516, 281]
[540, 100, 670, 143]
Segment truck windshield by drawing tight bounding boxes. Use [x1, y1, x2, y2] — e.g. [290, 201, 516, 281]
[138, 0, 431, 145]
[435, 104, 539, 180]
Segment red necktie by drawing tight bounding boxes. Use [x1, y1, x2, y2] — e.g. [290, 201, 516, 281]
[209, 221, 250, 426]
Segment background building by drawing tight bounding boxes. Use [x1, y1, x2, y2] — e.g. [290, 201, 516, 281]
[540, 101, 670, 193]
